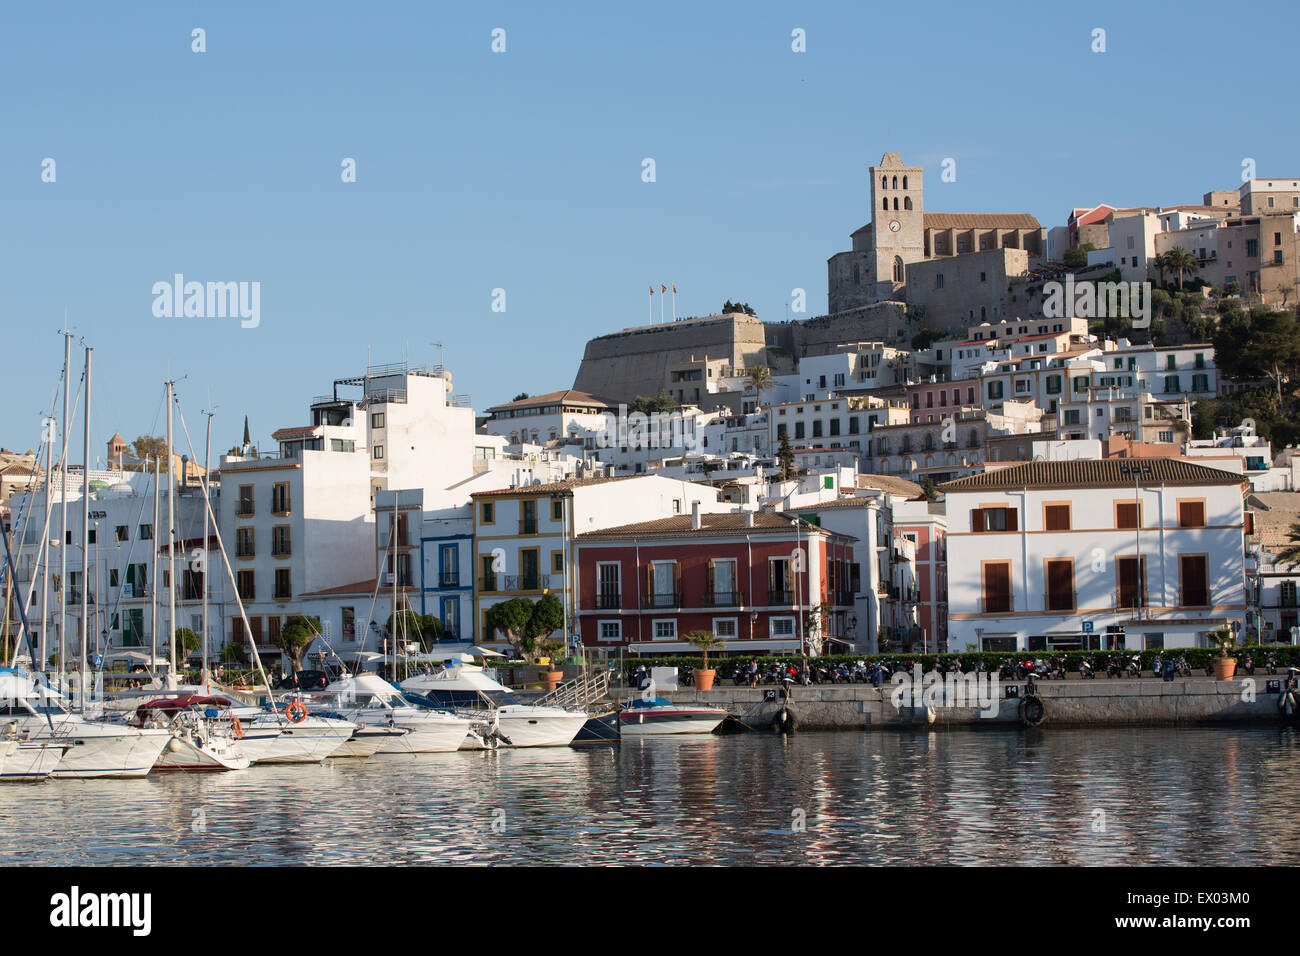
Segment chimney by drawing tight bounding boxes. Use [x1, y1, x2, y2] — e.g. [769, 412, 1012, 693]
[745, 510, 755, 527]
[691, 501, 701, 529]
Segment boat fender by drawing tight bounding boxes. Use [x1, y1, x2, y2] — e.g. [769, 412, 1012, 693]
[772, 706, 796, 734]
[230, 716, 243, 739]
[286, 701, 308, 724]
[1279, 685, 1299, 720]
[1020, 694, 1046, 727]
[166, 736, 185, 754]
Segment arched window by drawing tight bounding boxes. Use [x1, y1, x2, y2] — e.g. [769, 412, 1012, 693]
[852, 262, 860, 285]
[892, 176, 898, 189]
[980, 306, 986, 319]
[903, 175, 909, 189]
[882, 197, 888, 211]
[904, 196, 913, 211]
[893, 197, 899, 211]
[881, 175, 888, 190]
[893, 256, 904, 282]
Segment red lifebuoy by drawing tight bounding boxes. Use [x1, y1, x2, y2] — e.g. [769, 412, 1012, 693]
[286, 701, 307, 724]
[230, 716, 244, 739]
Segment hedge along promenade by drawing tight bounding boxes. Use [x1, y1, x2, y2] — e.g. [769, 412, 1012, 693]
[609, 644, 1300, 679]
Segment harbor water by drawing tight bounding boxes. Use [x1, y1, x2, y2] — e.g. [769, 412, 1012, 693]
[7, 726, 1300, 866]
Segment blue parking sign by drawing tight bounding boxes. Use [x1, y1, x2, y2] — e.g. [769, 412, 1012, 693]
[1082, 622, 1094, 633]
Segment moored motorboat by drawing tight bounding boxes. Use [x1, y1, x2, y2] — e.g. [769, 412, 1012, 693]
[301, 674, 473, 754]
[618, 697, 729, 735]
[399, 661, 588, 748]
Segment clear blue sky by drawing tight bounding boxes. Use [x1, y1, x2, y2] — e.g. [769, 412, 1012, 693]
[3, 0, 1296, 459]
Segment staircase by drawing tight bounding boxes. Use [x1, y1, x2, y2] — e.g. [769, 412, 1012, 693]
[534, 669, 613, 711]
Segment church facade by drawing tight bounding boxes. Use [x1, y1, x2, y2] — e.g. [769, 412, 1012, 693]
[827, 152, 1047, 316]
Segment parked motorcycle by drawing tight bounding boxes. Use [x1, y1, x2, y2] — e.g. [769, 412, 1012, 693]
[1079, 656, 1096, 679]
[1125, 654, 1142, 678]
[1106, 655, 1123, 679]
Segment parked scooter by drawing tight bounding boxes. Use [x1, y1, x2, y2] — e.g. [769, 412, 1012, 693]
[1106, 655, 1123, 679]
[1125, 654, 1142, 678]
[1079, 656, 1096, 679]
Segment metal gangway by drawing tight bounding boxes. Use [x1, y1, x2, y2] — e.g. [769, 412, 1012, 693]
[534, 668, 613, 711]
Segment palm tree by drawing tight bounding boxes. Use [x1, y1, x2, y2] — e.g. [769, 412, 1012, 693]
[1274, 520, 1300, 567]
[685, 630, 724, 671]
[1162, 248, 1199, 290]
[745, 365, 774, 409]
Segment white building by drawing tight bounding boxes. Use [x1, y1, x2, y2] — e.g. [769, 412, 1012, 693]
[942, 458, 1248, 652]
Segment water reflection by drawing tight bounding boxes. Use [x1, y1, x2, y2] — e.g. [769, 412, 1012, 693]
[5, 727, 1300, 866]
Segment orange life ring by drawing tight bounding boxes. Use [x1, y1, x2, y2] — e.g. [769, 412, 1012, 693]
[230, 716, 244, 739]
[286, 701, 307, 724]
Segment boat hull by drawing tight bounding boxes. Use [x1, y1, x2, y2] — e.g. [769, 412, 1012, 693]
[45, 726, 172, 778]
[376, 719, 473, 754]
[619, 709, 728, 736]
[459, 710, 589, 749]
[332, 727, 407, 758]
[154, 734, 251, 771]
[571, 709, 621, 744]
[1, 743, 67, 781]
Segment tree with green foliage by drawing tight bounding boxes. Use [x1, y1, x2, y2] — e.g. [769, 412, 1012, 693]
[722, 300, 756, 316]
[1214, 307, 1300, 405]
[1161, 248, 1199, 290]
[629, 389, 679, 414]
[745, 365, 773, 408]
[484, 597, 534, 651]
[512, 392, 530, 402]
[219, 641, 247, 665]
[910, 328, 946, 351]
[275, 615, 320, 672]
[777, 433, 795, 481]
[1274, 521, 1300, 568]
[128, 436, 169, 471]
[175, 627, 201, 654]
[921, 476, 938, 501]
[523, 593, 566, 655]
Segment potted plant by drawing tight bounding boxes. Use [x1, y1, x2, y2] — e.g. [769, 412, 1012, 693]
[686, 630, 724, 691]
[1209, 626, 1237, 680]
[536, 636, 566, 691]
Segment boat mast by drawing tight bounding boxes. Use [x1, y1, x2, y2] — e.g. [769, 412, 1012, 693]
[201, 409, 212, 689]
[58, 330, 71, 689]
[79, 345, 91, 714]
[166, 380, 177, 686]
[393, 494, 399, 680]
[151, 455, 159, 669]
[40, 417, 53, 670]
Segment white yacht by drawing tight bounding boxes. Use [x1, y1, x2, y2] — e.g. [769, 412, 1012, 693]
[303, 674, 474, 754]
[0, 669, 170, 778]
[398, 660, 588, 749]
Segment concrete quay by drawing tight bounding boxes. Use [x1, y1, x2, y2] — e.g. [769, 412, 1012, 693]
[642, 676, 1296, 731]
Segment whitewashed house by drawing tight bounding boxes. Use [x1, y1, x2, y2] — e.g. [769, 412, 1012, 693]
[941, 459, 1248, 652]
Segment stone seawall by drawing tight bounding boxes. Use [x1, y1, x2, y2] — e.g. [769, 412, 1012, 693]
[649, 677, 1291, 731]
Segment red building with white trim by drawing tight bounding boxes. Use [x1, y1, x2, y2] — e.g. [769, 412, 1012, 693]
[575, 509, 856, 657]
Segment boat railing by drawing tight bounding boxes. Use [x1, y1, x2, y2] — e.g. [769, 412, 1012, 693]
[533, 669, 612, 711]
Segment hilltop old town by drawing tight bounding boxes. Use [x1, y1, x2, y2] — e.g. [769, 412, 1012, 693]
[7, 152, 1300, 670]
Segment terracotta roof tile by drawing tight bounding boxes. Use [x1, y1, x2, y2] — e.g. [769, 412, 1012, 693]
[938, 458, 1248, 491]
[578, 511, 853, 540]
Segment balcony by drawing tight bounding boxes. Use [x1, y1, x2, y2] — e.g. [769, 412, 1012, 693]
[978, 595, 1014, 614]
[702, 590, 744, 608]
[594, 592, 622, 610]
[1178, 589, 1211, 608]
[833, 590, 854, 606]
[478, 576, 498, 593]
[1043, 591, 1076, 612]
[769, 588, 797, 605]
[521, 519, 538, 535]
[641, 591, 680, 610]
[501, 574, 549, 592]
[438, 572, 460, 588]
[1114, 588, 1148, 611]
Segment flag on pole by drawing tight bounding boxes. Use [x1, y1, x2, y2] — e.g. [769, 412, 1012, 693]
[672, 284, 677, 293]
[661, 284, 667, 293]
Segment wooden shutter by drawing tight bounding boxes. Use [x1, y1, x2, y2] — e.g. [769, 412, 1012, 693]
[1005, 508, 1018, 532]
[971, 508, 984, 533]
[706, 560, 715, 597]
[644, 562, 653, 601]
[672, 561, 681, 602]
